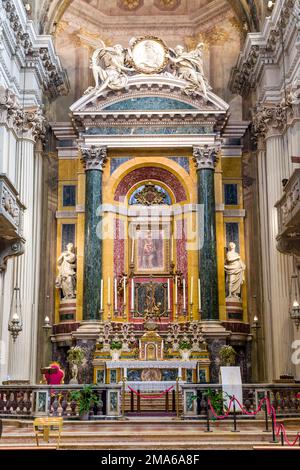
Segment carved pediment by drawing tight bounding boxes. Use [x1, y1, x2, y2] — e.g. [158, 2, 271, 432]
[70, 36, 229, 131]
[71, 76, 228, 115]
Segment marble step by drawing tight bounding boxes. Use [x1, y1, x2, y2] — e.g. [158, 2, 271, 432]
[0, 431, 288, 444]
[53, 441, 285, 451]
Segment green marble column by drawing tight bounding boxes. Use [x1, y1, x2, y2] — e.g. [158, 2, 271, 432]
[194, 146, 219, 321]
[81, 146, 107, 321]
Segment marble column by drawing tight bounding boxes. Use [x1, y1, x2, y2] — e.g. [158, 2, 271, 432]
[7, 133, 42, 383]
[81, 146, 107, 321]
[257, 132, 294, 381]
[193, 146, 219, 321]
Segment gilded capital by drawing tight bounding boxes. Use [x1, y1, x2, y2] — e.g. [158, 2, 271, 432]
[193, 145, 217, 170]
[80, 146, 107, 171]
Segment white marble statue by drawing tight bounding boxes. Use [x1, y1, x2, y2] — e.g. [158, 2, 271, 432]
[89, 41, 133, 94]
[86, 38, 212, 99]
[55, 243, 77, 299]
[224, 242, 246, 299]
[168, 43, 210, 99]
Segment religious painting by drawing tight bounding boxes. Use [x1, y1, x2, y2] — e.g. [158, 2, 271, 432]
[141, 368, 162, 381]
[131, 278, 172, 322]
[135, 227, 169, 274]
[130, 36, 168, 74]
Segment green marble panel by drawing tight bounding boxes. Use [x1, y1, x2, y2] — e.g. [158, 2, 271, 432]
[83, 170, 103, 320]
[198, 169, 219, 321]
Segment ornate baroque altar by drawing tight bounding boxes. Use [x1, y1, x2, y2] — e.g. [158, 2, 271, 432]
[52, 35, 251, 387]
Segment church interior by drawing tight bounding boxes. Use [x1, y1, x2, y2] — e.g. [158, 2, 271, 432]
[0, 0, 300, 452]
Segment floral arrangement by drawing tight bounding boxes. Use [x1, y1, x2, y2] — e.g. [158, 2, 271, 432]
[218, 345, 236, 366]
[110, 340, 123, 350]
[179, 340, 192, 350]
[67, 346, 86, 365]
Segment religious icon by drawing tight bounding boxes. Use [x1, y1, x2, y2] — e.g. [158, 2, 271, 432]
[136, 229, 165, 272]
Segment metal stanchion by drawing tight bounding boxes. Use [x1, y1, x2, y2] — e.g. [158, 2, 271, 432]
[122, 377, 126, 418]
[281, 427, 284, 446]
[137, 389, 141, 413]
[263, 402, 269, 432]
[204, 398, 212, 433]
[165, 390, 169, 413]
[130, 390, 134, 413]
[175, 377, 181, 420]
[271, 409, 277, 443]
[231, 396, 240, 433]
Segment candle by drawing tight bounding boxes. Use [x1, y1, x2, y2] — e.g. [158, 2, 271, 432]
[167, 279, 171, 311]
[123, 276, 126, 306]
[190, 276, 193, 304]
[107, 277, 111, 305]
[100, 279, 103, 311]
[114, 278, 118, 310]
[198, 278, 201, 310]
[183, 278, 186, 310]
[131, 279, 134, 310]
[175, 276, 178, 304]
[131, 238, 135, 264]
[171, 236, 173, 263]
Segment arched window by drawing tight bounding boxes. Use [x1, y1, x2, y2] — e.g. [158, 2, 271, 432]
[129, 182, 172, 205]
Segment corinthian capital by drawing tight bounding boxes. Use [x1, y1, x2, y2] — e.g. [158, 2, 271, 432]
[193, 145, 218, 170]
[81, 146, 107, 171]
[253, 104, 287, 138]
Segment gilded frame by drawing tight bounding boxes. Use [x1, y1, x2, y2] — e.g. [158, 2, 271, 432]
[133, 223, 170, 275]
[130, 36, 169, 74]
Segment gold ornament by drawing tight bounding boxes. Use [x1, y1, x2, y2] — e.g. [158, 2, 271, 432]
[133, 183, 168, 206]
[119, 0, 142, 10]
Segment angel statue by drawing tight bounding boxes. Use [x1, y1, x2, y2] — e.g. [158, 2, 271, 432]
[86, 41, 133, 94]
[168, 43, 211, 100]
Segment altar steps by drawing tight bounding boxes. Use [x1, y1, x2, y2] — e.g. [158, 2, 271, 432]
[2, 419, 300, 450]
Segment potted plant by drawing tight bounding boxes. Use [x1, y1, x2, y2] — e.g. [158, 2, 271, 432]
[218, 345, 236, 367]
[204, 388, 227, 422]
[110, 340, 123, 361]
[70, 385, 100, 421]
[179, 341, 192, 361]
[67, 346, 86, 384]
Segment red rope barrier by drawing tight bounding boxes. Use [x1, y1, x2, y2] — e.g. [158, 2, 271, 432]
[208, 395, 300, 447]
[127, 385, 174, 399]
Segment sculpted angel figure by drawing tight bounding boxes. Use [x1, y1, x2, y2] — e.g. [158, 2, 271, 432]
[55, 243, 77, 299]
[224, 242, 246, 299]
[168, 43, 210, 100]
[87, 41, 133, 94]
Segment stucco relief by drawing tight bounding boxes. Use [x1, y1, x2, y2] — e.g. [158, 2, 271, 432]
[88, 36, 211, 100]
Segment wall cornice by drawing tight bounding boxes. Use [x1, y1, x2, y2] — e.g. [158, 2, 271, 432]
[0, 0, 69, 99]
[229, 0, 297, 98]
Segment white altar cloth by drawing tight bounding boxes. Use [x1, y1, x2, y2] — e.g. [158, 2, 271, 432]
[106, 360, 198, 369]
[125, 381, 182, 391]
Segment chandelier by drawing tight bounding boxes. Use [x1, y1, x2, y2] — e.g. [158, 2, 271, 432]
[290, 273, 300, 330]
[8, 287, 23, 342]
